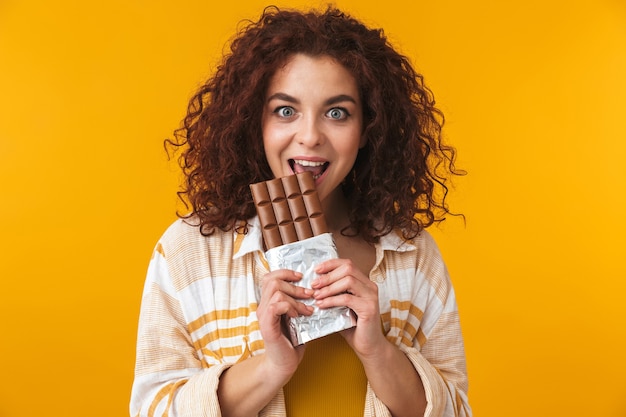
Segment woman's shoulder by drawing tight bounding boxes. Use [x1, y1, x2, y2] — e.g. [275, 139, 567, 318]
[383, 227, 441, 256]
[156, 216, 233, 258]
[407, 229, 441, 254]
[383, 228, 448, 275]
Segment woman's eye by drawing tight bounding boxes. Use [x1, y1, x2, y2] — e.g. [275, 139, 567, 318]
[326, 108, 348, 120]
[276, 106, 295, 117]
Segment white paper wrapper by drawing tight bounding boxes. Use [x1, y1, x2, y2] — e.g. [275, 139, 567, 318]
[265, 233, 356, 345]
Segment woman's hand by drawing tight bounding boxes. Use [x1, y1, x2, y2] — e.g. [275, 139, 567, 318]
[256, 269, 313, 380]
[311, 258, 387, 358]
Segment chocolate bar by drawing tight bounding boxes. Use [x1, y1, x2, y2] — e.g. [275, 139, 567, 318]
[250, 172, 356, 345]
[250, 172, 328, 249]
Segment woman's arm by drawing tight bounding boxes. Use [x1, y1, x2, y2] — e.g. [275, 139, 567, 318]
[217, 269, 312, 417]
[312, 253, 471, 417]
[359, 337, 427, 417]
[131, 252, 313, 417]
[312, 258, 426, 417]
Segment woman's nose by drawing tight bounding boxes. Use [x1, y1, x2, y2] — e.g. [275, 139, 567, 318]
[296, 117, 325, 147]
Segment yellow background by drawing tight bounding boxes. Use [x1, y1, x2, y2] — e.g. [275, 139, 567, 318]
[1, 0, 625, 416]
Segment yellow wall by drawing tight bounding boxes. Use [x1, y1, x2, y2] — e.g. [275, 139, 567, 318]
[1, 0, 624, 416]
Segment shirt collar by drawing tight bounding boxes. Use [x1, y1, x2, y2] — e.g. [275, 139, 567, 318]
[233, 216, 264, 259]
[378, 229, 417, 252]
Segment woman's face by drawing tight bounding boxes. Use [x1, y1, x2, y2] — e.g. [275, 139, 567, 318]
[261, 53, 365, 204]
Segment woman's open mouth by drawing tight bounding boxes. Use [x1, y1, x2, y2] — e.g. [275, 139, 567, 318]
[289, 159, 329, 180]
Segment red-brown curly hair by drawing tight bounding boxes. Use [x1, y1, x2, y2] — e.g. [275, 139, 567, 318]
[167, 5, 463, 243]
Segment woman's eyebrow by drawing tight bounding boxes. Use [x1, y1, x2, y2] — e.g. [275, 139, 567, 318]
[324, 94, 357, 106]
[266, 92, 299, 104]
[266, 93, 357, 106]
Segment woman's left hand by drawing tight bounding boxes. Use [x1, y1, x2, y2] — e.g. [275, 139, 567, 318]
[311, 258, 387, 358]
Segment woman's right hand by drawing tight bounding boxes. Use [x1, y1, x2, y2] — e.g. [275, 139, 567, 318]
[217, 270, 313, 417]
[256, 269, 313, 380]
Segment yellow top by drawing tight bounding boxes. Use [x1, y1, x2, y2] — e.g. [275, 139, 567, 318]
[283, 332, 367, 417]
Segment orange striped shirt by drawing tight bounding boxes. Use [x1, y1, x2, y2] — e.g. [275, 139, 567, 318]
[130, 216, 471, 416]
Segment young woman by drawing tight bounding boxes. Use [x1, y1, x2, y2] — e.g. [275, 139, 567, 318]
[131, 6, 471, 417]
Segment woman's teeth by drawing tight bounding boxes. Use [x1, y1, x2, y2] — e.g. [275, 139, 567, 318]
[290, 159, 328, 179]
[293, 159, 326, 167]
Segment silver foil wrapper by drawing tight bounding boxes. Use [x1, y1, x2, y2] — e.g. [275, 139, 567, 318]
[265, 233, 356, 345]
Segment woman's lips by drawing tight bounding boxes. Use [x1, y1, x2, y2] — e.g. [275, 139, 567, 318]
[289, 158, 329, 180]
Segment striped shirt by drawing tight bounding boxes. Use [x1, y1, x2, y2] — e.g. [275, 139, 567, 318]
[130, 216, 471, 417]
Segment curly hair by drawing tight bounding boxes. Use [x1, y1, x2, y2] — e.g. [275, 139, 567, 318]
[167, 5, 464, 242]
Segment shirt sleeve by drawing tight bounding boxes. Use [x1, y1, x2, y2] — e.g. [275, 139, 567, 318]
[402, 294, 471, 417]
[365, 232, 471, 417]
[129, 245, 232, 417]
[364, 299, 471, 417]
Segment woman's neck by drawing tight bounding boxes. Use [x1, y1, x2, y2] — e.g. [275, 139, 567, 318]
[321, 188, 351, 234]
